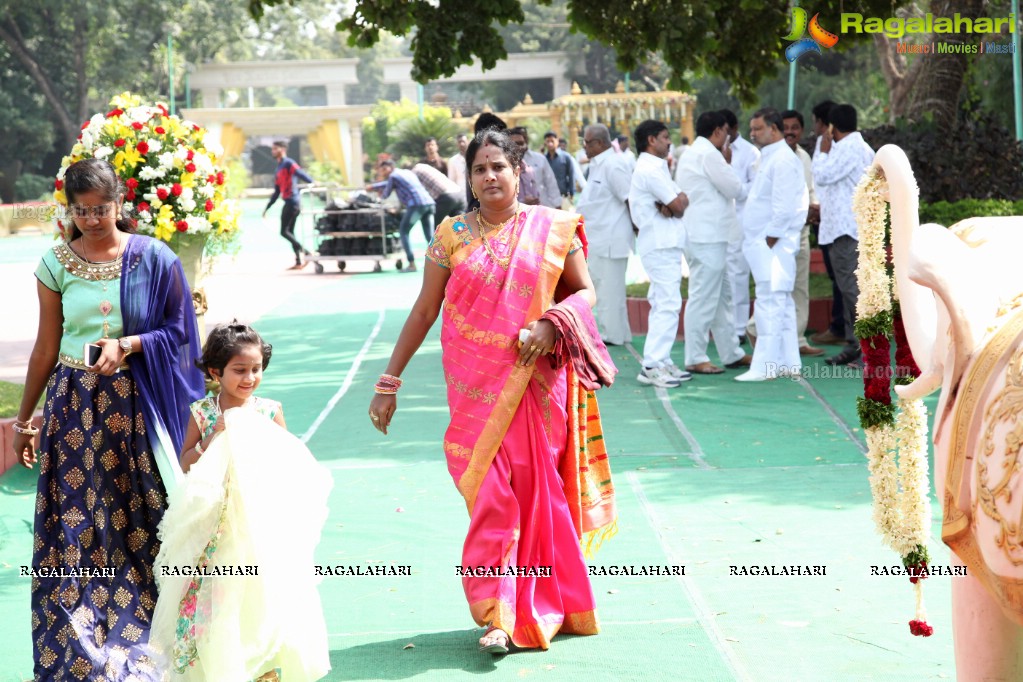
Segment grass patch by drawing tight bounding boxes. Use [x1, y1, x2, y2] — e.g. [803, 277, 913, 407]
[626, 272, 835, 299]
[0, 380, 25, 419]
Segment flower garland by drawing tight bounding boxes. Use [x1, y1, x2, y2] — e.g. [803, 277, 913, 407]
[853, 166, 934, 637]
[53, 92, 239, 247]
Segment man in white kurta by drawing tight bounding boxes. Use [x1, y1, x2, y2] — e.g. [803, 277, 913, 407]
[675, 111, 750, 374]
[812, 104, 876, 367]
[721, 109, 760, 341]
[576, 124, 634, 345]
[736, 108, 809, 381]
[745, 110, 823, 356]
[629, 119, 691, 388]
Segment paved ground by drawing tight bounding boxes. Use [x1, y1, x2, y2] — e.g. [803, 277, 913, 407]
[0, 201, 958, 681]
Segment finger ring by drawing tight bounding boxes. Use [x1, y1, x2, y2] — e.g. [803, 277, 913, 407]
[530, 345, 538, 352]
[370, 415, 379, 421]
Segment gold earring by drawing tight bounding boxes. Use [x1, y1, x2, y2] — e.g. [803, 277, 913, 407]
[471, 186, 478, 199]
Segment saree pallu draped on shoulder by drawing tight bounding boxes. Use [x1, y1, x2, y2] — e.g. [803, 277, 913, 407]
[440, 205, 615, 649]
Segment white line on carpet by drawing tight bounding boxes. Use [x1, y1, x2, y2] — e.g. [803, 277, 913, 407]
[795, 377, 867, 455]
[627, 471, 753, 681]
[624, 343, 711, 469]
[301, 309, 386, 444]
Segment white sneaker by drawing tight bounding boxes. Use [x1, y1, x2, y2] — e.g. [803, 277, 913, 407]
[664, 363, 693, 382]
[637, 366, 683, 388]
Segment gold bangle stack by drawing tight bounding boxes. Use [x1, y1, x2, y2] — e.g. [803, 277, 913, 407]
[13, 419, 39, 436]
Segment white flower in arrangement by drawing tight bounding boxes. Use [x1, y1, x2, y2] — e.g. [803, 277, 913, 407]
[57, 165, 68, 180]
[146, 139, 163, 155]
[186, 216, 211, 233]
[192, 152, 214, 175]
[204, 141, 224, 158]
[179, 197, 197, 212]
[94, 146, 113, 159]
[198, 184, 215, 199]
[175, 146, 190, 162]
[138, 210, 153, 223]
[126, 106, 151, 124]
[158, 152, 176, 170]
[139, 166, 164, 181]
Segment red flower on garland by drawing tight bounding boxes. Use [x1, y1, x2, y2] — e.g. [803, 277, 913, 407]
[114, 139, 126, 148]
[171, 183, 183, 197]
[54, 179, 63, 190]
[156, 187, 169, 201]
[126, 189, 136, 201]
[126, 178, 139, 190]
[893, 315, 921, 379]
[185, 162, 197, 173]
[136, 141, 150, 155]
[204, 199, 214, 212]
[909, 619, 933, 637]
[137, 201, 150, 213]
[107, 108, 124, 118]
[132, 122, 144, 131]
[175, 220, 189, 232]
[860, 335, 892, 403]
[155, 126, 166, 135]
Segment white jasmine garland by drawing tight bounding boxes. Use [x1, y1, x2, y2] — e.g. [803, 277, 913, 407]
[853, 164, 933, 633]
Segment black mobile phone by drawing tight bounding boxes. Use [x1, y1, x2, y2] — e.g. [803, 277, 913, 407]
[84, 343, 102, 367]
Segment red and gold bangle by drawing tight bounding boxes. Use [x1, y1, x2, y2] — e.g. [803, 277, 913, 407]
[12, 419, 39, 436]
[374, 373, 403, 395]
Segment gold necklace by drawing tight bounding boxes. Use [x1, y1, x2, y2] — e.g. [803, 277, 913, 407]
[474, 205, 522, 270]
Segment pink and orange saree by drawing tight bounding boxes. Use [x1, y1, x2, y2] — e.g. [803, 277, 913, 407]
[427, 205, 617, 649]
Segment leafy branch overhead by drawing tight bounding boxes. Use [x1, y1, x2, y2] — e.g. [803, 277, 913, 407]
[248, 0, 905, 101]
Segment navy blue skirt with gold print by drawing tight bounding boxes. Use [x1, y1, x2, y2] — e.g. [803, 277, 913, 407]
[32, 362, 165, 681]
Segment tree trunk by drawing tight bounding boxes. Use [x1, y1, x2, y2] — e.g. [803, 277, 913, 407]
[874, 0, 989, 133]
[905, 0, 988, 133]
[0, 18, 77, 149]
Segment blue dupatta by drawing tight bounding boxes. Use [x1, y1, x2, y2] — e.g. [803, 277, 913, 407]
[120, 234, 205, 492]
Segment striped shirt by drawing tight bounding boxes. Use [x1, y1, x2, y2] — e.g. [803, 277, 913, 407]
[412, 163, 462, 199]
[370, 169, 435, 208]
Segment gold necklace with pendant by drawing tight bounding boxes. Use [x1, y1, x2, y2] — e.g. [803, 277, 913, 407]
[474, 204, 522, 270]
[82, 233, 124, 338]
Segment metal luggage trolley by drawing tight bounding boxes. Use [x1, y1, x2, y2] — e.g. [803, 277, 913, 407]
[307, 205, 403, 274]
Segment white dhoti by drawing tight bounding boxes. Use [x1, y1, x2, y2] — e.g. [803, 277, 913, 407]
[683, 242, 745, 367]
[743, 237, 801, 378]
[588, 254, 632, 345]
[639, 246, 684, 368]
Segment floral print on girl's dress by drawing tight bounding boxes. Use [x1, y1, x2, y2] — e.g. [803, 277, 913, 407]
[172, 482, 229, 672]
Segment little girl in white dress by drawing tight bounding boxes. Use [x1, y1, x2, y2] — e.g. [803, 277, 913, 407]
[150, 322, 332, 681]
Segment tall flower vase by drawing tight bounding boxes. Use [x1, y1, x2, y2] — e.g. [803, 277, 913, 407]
[170, 233, 210, 340]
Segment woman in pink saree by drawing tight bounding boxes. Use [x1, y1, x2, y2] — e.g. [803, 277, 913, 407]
[369, 129, 617, 655]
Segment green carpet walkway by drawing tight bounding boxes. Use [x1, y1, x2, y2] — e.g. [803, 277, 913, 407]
[0, 218, 956, 680]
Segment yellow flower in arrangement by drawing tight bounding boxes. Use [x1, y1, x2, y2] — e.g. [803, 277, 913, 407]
[53, 91, 240, 249]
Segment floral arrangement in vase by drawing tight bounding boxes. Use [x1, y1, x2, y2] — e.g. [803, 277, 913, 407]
[52, 92, 239, 251]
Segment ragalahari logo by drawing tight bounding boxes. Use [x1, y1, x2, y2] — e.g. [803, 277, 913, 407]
[784, 7, 840, 61]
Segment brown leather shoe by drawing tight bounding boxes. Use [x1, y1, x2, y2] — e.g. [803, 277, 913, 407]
[810, 329, 846, 345]
[800, 345, 825, 356]
[685, 362, 725, 375]
[725, 354, 753, 369]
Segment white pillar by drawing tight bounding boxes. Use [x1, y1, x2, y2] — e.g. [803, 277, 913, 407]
[326, 84, 347, 106]
[350, 123, 364, 186]
[200, 88, 220, 108]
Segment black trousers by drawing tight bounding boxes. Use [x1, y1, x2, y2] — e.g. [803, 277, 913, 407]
[280, 201, 305, 260]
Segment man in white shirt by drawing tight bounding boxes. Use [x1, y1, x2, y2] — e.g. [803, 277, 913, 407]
[675, 111, 751, 374]
[744, 110, 823, 357]
[508, 126, 562, 208]
[616, 134, 637, 170]
[447, 133, 468, 189]
[720, 109, 761, 344]
[576, 124, 634, 346]
[628, 119, 691, 388]
[812, 104, 876, 367]
[736, 108, 809, 381]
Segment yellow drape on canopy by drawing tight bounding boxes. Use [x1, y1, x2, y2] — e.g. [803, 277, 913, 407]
[306, 121, 347, 185]
[219, 123, 246, 159]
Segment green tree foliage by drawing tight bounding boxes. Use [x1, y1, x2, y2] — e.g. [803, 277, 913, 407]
[361, 100, 458, 167]
[251, 0, 904, 102]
